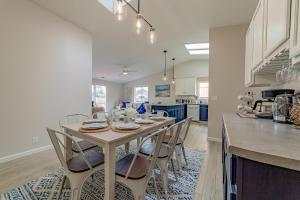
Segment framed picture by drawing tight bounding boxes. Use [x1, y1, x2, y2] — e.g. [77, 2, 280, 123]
[155, 84, 170, 97]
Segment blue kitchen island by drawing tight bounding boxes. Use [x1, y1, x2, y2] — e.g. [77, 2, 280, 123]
[151, 104, 187, 123]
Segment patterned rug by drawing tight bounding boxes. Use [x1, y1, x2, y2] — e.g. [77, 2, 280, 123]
[1, 145, 205, 200]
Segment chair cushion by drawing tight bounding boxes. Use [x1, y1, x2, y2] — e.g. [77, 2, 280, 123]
[139, 143, 171, 159]
[67, 150, 104, 173]
[162, 135, 184, 145]
[72, 140, 97, 153]
[116, 154, 150, 180]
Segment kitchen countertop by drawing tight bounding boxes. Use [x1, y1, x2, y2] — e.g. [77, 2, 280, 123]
[223, 113, 300, 171]
[151, 103, 187, 106]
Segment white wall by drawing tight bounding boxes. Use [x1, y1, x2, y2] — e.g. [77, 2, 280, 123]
[208, 24, 257, 140]
[0, 0, 92, 158]
[124, 60, 208, 104]
[92, 79, 123, 112]
[175, 60, 208, 78]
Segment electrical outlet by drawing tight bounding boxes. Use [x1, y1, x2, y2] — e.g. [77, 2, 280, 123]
[32, 137, 39, 144]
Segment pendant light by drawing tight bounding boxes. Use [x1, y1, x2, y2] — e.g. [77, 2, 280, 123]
[163, 50, 167, 81]
[115, 0, 127, 21]
[172, 58, 175, 84]
[114, 0, 156, 44]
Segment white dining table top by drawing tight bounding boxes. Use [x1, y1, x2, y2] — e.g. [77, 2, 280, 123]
[62, 117, 175, 144]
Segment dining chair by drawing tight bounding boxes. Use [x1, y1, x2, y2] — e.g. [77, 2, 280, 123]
[59, 114, 98, 153]
[92, 111, 109, 120]
[47, 128, 104, 200]
[164, 117, 192, 169]
[115, 128, 167, 200]
[139, 120, 185, 196]
[155, 110, 169, 117]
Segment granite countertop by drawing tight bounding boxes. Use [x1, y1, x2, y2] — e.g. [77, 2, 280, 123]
[223, 113, 300, 171]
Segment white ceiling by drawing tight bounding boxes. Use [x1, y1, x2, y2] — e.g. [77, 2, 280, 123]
[32, 0, 259, 83]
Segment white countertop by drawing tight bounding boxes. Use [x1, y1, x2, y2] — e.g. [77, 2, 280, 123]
[223, 113, 300, 171]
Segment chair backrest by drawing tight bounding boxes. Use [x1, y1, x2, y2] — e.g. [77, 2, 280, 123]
[180, 117, 192, 141]
[164, 120, 185, 159]
[156, 110, 169, 117]
[59, 114, 89, 131]
[92, 112, 109, 120]
[46, 128, 93, 172]
[124, 128, 167, 183]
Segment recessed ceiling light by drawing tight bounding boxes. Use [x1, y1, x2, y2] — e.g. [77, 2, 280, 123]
[189, 50, 209, 55]
[185, 43, 209, 50]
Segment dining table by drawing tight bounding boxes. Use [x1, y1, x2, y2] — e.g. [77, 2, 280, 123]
[62, 117, 175, 200]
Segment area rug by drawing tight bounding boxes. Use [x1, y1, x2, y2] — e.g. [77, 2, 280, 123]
[1, 146, 205, 200]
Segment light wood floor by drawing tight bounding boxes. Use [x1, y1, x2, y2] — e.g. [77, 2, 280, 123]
[0, 123, 222, 199]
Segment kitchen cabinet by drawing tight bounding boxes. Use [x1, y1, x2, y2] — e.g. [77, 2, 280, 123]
[175, 78, 196, 96]
[252, 0, 265, 68]
[290, 0, 300, 60]
[151, 104, 187, 123]
[187, 105, 199, 121]
[245, 23, 254, 86]
[264, 0, 290, 57]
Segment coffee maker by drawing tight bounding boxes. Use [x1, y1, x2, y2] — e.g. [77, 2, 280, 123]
[273, 94, 294, 124]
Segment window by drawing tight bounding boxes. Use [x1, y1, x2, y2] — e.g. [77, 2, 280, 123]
[134, 86, 149, 102]
[92, 85, 107, 111]
[198, 82, 209, 98]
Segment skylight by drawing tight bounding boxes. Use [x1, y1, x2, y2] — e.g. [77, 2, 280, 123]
[189, 50, 209, 55]
[185, 43, 209, 55]
[97, 0, 131, 13]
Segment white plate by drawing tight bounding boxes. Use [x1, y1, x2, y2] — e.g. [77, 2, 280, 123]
[83, 119, 107, 124]
[150, 116, 166, 121]
[135, 118, 155, 124]
[114, 123, 140, 130]
[81, 123, 108, 130]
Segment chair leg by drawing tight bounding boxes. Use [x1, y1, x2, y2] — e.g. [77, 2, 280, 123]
[157, 160, 169, 198]
[153, 175, 160, 200]
[181, 145, 188, 166]
[125, 142, 130, 154]
[175, 146, 182, 170]
[58, 175, 67, 199]
[170, 158, 178, 182]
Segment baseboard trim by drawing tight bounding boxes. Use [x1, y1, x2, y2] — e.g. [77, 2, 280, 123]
[207, 137, 222, 143]
[0, 145, 53, 164]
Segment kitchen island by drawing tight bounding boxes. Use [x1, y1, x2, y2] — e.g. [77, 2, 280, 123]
[151, 104, 187, 123]
[222, 113, 300, 200]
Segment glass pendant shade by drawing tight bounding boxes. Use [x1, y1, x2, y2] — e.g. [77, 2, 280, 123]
[115, 0, 127, 21]
[149, 27, 156, 44]
[136, 14, 142, 34]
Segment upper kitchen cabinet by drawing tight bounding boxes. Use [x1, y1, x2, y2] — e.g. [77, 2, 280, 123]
[264, 0, 291, 58]
[252, 0, 265, 68]
[290, 0, 300, 61]
[175, 77, 196, 96]
[245, 23, 254, 86]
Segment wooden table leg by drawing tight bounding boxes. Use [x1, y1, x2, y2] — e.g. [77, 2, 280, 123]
[104, 143, 116, 200]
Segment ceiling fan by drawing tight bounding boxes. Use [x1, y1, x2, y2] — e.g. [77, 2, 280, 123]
[120, 66, 137, 76]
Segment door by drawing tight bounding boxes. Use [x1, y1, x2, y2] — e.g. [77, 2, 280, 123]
[290, 0, 300, 58]
[252, 0, 265, 68]
[264, 0, 290, 57]
[245, 23, 254, 86]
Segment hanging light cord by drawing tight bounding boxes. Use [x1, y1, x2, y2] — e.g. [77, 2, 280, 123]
[164, 50, 167, 77]
[172, 58, 175, 80]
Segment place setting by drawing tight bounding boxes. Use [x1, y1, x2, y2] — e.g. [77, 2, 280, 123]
[79, 118, 111, 133]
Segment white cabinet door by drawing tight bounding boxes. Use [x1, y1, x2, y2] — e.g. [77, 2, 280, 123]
[252, 0, 265, 68]
[184, 78, 196, 95]
[175, 78, 196, 95]
[290, 0, 300, 58]
[175, 78, 185, 95]
[245, 23, 254, 86]
[264, 0, 290, 57]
